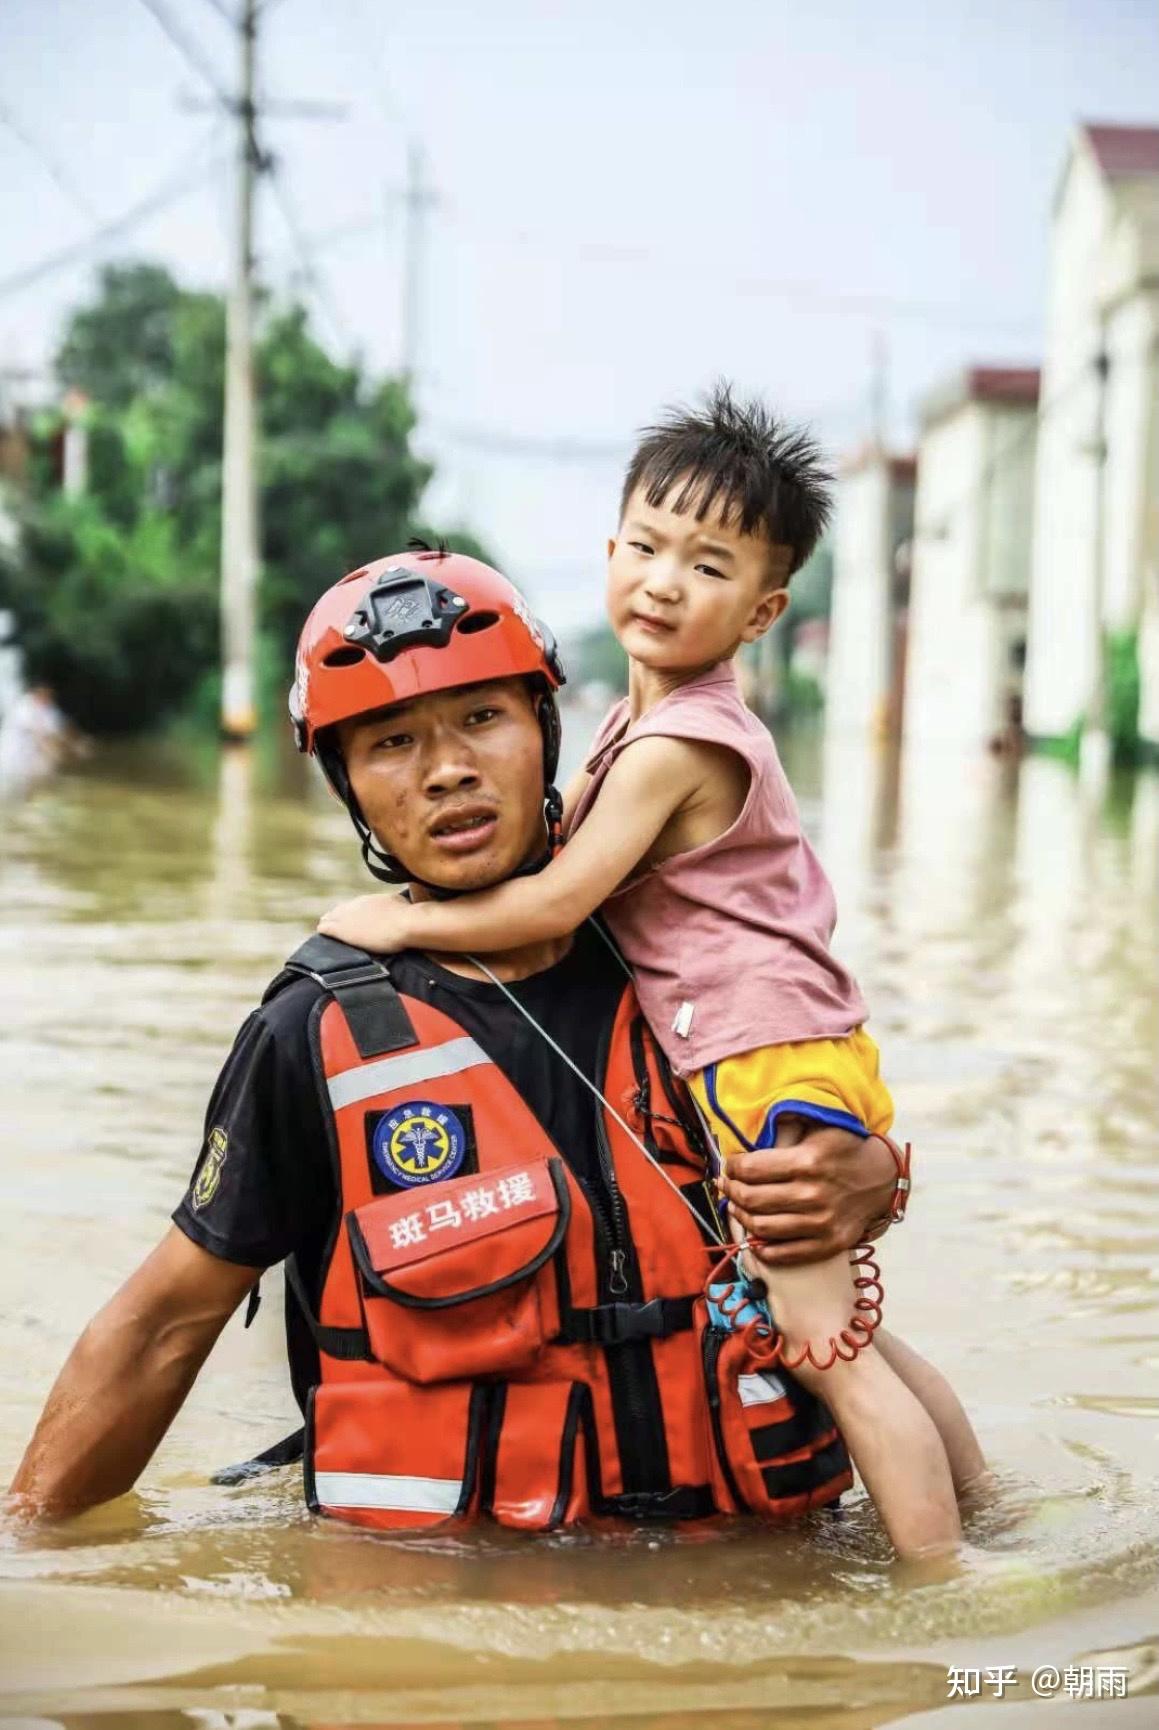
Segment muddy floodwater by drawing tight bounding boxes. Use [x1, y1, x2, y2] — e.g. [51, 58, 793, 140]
[1, 712, 1158, 1729]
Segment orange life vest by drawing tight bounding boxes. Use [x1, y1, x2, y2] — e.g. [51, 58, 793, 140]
[277, 936, 853, 1532]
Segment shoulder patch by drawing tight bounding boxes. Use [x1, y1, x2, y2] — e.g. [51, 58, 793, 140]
[192, 1126, 228, 1211]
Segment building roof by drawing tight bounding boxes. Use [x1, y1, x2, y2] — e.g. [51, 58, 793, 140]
[840, 442, 917, 483]
[1083, 123, 1159, 180]
[920, 366, 1040, 429]
[964, 367, 1041, 406]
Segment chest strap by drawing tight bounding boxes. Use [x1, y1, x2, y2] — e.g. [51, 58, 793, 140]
[560, 1295, 696, 1346]
[287, 1253, 692, 1358]
[280, 933, 418, 1060]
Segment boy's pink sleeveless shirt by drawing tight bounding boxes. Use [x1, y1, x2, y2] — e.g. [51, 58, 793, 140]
[571, 661, 867, 1077]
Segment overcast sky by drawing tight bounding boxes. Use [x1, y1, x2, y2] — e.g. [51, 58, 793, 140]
[2, 0, 1157, 633]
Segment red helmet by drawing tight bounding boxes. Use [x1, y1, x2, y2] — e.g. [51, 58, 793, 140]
[289, 548, 567, 883]
[291, 547, 564, 756]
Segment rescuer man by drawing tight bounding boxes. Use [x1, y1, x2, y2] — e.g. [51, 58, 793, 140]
[11, 550, 904, 1529]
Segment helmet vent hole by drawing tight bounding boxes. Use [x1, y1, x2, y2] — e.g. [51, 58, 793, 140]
[322, 646, 367, 668]
[457, 610, 500, 636]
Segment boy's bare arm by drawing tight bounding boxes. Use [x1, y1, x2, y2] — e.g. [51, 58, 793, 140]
[561, 766, 593, 834]
[8, 1228, 258, 1520]
[319, 734, 706, 954]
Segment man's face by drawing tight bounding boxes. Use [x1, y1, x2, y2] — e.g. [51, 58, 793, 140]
[607, 484, 788, 672]
[337, 678, 546, 893]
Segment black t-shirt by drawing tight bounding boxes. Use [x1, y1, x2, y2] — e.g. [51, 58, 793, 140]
[174, 922, 626, 1291]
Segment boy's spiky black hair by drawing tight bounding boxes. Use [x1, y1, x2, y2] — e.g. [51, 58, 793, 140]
[619, 381, 832, 579]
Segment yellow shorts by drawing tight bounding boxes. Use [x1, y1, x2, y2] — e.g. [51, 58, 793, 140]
[687, 1029, 894, 1159]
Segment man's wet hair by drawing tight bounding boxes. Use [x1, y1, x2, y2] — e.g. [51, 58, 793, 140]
[619, 381, 832, 580]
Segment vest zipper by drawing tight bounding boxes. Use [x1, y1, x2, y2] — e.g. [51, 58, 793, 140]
[592, 1018, 633, 1292]
[593, 1016, 672, 1499]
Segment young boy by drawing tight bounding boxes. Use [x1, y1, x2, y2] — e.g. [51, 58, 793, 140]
[319, 383, 986, 1556]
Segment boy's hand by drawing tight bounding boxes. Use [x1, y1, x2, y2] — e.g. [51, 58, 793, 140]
[317, 893, 417, 954]
[719, 1126, 896, 1266]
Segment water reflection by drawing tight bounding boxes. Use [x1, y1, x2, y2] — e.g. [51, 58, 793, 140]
[1, 719, 1158, 1726]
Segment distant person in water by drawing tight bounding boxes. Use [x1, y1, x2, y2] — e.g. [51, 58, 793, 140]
[320, 383, 988, 1557]
[0, 683, 86, 789]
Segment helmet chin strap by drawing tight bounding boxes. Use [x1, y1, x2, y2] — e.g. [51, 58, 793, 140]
[353, 788, 562, 898]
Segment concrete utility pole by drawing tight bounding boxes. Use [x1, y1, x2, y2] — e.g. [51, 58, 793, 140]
[401, 140, 436, 389]
[219, 0, 261, 741]
[869, 329, 889, 450]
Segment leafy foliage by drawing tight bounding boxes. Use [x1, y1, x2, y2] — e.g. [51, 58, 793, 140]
[1, 261, 472, 733]
[570, 623, 628, 693]
[1106, 629, 1140, 764]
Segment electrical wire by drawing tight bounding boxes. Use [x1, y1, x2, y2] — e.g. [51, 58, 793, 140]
[0, 131, 227, 303]
[0, 94, 100, 219]
[265, 189, 1039, 339]
[135, 0, 234, 109]
[266, 165, 354, 350]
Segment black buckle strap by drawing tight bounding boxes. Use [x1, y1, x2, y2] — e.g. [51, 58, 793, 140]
[560, 1295, 696, 1346]
[601, 1483, 716, 1522]
[211, 1426, 305, 1487]
[285, 1257, 373, 1363]
[282, 934, 418, 1058]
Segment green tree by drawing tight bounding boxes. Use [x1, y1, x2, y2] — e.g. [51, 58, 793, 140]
[57, 262, 185, 411]
[571, 623, 628, 692]
[259, 305, 431, 660]
[1, 261, 478, 734]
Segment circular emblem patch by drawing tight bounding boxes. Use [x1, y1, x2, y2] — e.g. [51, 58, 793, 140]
[372, 1101, 467, 1188]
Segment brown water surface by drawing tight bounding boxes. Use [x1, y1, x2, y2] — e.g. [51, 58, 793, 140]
[1, 715, 1158, 1727]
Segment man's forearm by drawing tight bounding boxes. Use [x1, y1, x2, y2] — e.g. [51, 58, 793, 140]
[9, 1302, 222, 1518]
[719, 1127, 899, 1266]
[9, 1232, 254, 1520]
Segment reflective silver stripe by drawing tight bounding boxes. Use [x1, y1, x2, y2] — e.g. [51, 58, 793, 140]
[738, 1370, 787, 1407]
[326, 1036, 489, 1111]
[314, 1470, 462, 1514]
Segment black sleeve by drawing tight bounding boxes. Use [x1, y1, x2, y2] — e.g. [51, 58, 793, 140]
[173, 981, 333, 1269]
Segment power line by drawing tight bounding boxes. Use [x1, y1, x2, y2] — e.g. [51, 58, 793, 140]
[267, 192, 1038, 339]
[135, 0, 233, 109]
[266, 164, 353, 349]
[0, 133, 226, 303]
[138, 0, 350, 353]
[428, 420, 627, 466]
[0, 94, 100, 220]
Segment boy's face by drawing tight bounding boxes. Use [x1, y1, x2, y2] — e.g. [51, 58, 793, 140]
[607, 484, 789, 673]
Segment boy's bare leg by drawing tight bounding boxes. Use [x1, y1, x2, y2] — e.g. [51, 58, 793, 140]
[721, 1115, 969, 1553]
[757, 1250, 962, 1557]
[873, 1327, 989, 1497]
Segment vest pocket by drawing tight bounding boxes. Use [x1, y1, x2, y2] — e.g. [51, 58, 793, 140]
[347, 1155, 569, 1384]
[482, 1380, 594, 1531]
[700, 1312, 853, 1519]
[305, 1379, 488, 1531]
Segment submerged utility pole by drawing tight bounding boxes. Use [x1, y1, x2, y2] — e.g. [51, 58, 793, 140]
[219, 0, 261, 741]
[1080, 346, 1111, 788]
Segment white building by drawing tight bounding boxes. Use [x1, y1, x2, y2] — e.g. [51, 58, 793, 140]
[827, 447, 916, 738]
[1023, 122, 1159, 756]
[904, 368, 1039, 752]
